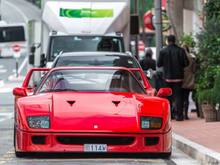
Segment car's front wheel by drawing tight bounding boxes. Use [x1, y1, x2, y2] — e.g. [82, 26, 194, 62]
[14, 126, 26, 158]
[160, 151, 172, 159]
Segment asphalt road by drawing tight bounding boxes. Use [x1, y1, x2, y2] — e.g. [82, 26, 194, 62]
[0, 57, 26, 82]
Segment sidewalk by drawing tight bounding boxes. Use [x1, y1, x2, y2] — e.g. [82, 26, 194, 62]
[173, 112, 220, 164]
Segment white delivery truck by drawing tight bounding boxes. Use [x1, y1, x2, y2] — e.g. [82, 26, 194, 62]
[38, 0, 130, 67]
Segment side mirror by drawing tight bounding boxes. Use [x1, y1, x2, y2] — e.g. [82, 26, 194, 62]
[40, 53, 46, 67]
[125, 51, 132, 56]
[157, 88, 172, 97]
[13, 87, 27, 97]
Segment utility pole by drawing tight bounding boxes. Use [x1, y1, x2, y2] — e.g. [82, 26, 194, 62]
[154, 0, 163, 61]
[134, 0, 139, 60]
[154, 0, 163, 90]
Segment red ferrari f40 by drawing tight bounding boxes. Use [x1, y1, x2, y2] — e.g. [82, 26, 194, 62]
[13, 67, 172, 158]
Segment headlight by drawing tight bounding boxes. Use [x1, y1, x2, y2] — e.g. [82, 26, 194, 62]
[141, 117, 162, 129]
[27, 116, 50, 129]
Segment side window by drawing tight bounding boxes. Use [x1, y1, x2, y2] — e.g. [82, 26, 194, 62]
[129, 75, 146, 94]
[132, 71, 146, 88]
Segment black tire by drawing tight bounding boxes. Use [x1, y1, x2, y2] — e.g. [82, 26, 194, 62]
[15, 151, 26, 158]
[160, 151, 172, 159]
[14, 126, 26, 158]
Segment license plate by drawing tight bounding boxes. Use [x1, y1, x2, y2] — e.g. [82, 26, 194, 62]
[84, 144, 107, 152]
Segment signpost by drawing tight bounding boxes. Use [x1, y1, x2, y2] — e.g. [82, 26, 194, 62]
[12, 44, 21, 77]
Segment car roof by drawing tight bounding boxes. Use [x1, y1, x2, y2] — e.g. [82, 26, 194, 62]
[58, 52, 133, 58]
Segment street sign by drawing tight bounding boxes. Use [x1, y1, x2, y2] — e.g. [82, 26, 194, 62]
[12, 44, 21, 58]
[12, 44, 21, 53]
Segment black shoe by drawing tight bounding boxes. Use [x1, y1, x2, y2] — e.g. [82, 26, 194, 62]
[176, 117, 184, 121]
[171, 114, 175, 120]
[185, 116, 189, 120]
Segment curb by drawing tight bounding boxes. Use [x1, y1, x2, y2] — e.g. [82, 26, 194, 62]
[173, 133, 220, 165]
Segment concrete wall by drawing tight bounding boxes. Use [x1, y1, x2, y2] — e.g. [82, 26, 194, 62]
[183, 0, 204, 35]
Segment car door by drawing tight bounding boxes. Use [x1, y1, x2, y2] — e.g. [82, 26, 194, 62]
[13, 68, 50, 101]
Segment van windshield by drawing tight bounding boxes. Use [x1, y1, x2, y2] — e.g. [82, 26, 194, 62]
[0, 26, 25, 43]
[50, 36, 124, 61]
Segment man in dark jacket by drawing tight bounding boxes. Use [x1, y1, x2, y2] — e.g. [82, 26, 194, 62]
[157, 35, 189, 121]
[140, 48, 156, 71]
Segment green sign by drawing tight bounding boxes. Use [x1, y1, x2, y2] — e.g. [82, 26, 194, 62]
[60, 8, 113, 18]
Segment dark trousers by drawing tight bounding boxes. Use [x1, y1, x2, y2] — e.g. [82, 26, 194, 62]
[183, 89, 191, 118]
[166, 82, 184, 119]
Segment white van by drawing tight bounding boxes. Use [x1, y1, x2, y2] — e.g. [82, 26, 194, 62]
[0, 23, 27, 57]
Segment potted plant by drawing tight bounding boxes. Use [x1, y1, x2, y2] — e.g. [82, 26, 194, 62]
[198, 73, 220, 122]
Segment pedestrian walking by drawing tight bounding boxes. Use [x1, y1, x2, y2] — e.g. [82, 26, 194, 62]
[182, 45, 196, 120]
[140, 48, 156, 71]
[157, 35, 189, 121]
[140, 48, 156, 87]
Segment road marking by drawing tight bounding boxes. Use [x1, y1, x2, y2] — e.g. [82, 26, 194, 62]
[3, 1, 29, 23]
[0, 80, 3, 88]
[18, 56, 28, 74]
[0, 65, 4, 69]
[0, 113, 13, 122]
[0, 113, 13, 116]
[0, 69, 7, 73]
[0, 87, 13, 93]
[0, 149, 14, 165]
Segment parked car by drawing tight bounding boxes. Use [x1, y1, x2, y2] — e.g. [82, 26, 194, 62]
[51, 52, 154, 89]
[13, 67, 172, 158]
[51, 52, 141, 68]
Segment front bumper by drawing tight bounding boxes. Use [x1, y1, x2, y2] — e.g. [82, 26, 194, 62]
[16, 129, 172, 153]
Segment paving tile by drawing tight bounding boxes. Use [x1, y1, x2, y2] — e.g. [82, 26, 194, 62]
[173, 112, 220, 153]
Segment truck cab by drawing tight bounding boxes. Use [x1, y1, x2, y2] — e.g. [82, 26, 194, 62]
[46, 33, 125, 62]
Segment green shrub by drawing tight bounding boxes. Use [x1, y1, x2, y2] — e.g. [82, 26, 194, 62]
[198, 73, 220, 108]
[179, 33, 196, 48]
[196, 0, 220, 102]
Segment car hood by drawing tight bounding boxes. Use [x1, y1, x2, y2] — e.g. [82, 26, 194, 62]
[18, 92, 165, 132]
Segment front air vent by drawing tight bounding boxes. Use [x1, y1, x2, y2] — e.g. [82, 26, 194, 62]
[56, 136, 135, 145]
[145, 137, 159, 146]
[32, 136, 46, 145]
[67, 100, 76, 106]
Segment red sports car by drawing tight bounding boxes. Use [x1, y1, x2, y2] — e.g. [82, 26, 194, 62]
[13, 67, 172, 158]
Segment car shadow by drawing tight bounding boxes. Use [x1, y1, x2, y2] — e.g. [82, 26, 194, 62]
[21, 152, 170, 160]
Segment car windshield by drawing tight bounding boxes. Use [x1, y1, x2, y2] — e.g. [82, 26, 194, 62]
[39, 69, 146, 94]
[50, 36, 124, 60]
[54, 55, 139, 68]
